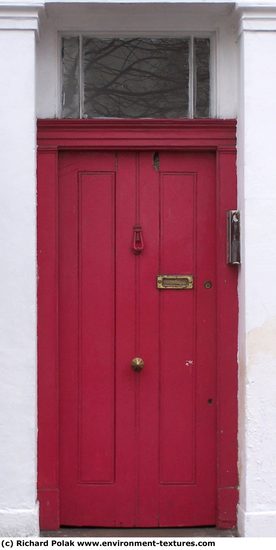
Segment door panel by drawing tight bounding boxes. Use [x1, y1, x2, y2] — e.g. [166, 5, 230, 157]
[59, 152, 136, 526]
[79, 171, 115, 484]
[59, 150, 216, 527]
[159, 171, 196, 485]
[157, 152, 216, 526]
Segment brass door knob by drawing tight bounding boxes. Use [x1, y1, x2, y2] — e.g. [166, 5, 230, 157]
[131, 357, 144, 372]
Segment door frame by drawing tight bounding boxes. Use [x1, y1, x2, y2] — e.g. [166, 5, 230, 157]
[37, 119, 238, 530]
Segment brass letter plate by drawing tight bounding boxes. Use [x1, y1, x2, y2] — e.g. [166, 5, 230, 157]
[157, 275, 193, 290]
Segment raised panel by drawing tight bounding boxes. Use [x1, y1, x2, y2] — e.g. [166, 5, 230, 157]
[159, 173, 196, 485]
[78, 172, 115, 484]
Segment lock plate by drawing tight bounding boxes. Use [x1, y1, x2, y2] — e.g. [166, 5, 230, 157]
[157, 275, 193, 290]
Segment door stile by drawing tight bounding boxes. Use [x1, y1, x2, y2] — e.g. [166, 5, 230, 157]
[115, 151, 138, 526]
[137, 152, 160, 526]
[216, 147, 238, 528]
[37, 148, 60, 530]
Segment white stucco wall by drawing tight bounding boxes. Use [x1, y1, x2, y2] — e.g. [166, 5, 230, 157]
[1, 0, 276, 538]
[237, 8, 276, 536]
[0, 13, 39, 537]
[36, 3, 238, 119]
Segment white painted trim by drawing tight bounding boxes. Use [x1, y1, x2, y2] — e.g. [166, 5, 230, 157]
[209, 28, 217, 118]
[0, 4, 44, 32]
[238, 505, 276, 537]
[42, 0, 274, 5]
[235, 6, 276, 35]
[0, 504, 39, 537]
[0, 2, 43, 7]
[79, 34, 83, 119]
[189, 36, 194, 118]
[41, 0, 244, 4]
[57, 32, 63, 119]
[37, 4, 236, 119]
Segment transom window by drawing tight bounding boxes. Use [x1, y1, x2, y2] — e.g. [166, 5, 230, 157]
[61, 36, 211, 119]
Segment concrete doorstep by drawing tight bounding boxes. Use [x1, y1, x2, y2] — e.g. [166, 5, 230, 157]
[41, 528, 237, 538]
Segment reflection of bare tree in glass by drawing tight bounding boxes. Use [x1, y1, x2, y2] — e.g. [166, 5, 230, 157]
[83, 38, 190, 118]
[62, 37, 80, 118]
[194, 39, 210, 118]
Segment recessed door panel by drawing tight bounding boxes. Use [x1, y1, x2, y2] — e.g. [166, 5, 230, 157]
[79, 172, 115, 484]
[59, 150, 216, 527]
[159, 171, 195, 485]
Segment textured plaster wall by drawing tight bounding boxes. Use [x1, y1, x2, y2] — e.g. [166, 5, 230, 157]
[0, 28, 38, 535]
[237, 27, 276, 536]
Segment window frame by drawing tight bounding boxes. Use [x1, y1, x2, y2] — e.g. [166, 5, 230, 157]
[58, 31, 216, 119]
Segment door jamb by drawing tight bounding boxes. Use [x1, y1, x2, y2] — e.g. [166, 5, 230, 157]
[37, 119, 238, 530]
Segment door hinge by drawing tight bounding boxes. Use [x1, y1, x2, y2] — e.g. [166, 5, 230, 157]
[153, 152, 160, 171]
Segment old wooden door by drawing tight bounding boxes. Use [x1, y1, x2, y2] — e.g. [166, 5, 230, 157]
[59, 149, 216, 527]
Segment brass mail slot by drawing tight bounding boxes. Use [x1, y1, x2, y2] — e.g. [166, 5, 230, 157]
[157, 275, 194, 290]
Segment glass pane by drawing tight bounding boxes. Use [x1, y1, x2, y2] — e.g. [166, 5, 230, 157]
[194, 38, 210, 118]
[61, 37, 80, 118]
[82, 38, 190, 118]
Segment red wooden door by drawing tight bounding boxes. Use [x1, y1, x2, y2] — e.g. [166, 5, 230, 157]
[59, 150, 216, 527]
